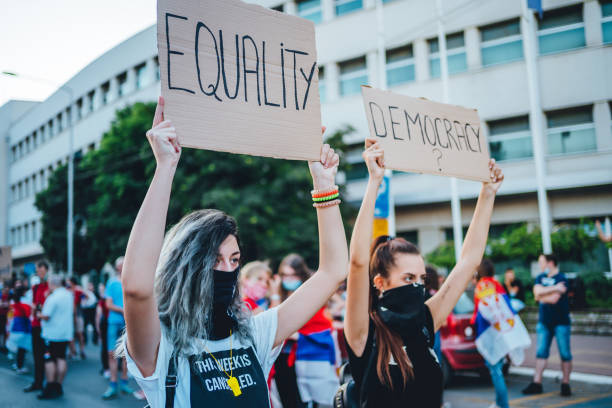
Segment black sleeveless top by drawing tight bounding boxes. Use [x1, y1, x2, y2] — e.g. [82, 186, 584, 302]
[345, 305, 443, 408]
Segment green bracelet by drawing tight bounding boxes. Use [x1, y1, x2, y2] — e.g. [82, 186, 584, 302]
[312, 192, 340, 202]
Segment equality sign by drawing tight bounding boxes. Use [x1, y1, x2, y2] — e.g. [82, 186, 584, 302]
[361, 86, 490, 182]
[157, 0, 322, 161]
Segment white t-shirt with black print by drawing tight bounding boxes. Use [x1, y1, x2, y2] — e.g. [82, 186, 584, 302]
[126, 307, 281, 408]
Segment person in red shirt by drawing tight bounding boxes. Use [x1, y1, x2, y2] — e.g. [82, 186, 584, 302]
[9, 286, 32, 373]
[24, 261, 50, 393]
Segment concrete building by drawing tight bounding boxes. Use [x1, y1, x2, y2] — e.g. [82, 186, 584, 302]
[1, 0, 611, 273]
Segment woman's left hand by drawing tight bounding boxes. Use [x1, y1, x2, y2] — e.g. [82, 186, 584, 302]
[483, 158, 504, 195]
[309, 127, 340, 190]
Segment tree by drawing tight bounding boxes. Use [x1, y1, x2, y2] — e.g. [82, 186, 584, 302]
[35, 102, 355, 273]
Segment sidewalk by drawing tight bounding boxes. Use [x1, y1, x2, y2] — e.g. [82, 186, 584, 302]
[520, 334, 612, 377]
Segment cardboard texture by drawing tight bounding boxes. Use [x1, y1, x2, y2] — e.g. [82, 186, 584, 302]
[157, 0, 322, 161]
[361, 86, 490, 182]
[0, 246, 11, 277]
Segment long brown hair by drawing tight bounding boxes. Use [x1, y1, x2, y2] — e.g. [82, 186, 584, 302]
[278, 253, 313, 301]
[369, 235, 421, 390]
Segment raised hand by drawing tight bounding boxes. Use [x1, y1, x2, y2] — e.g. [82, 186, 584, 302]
[483, 158, 504, 195]
[146, 96, 181, 168]
[309, 127, 340, 190]
[363, 138, 385, 182]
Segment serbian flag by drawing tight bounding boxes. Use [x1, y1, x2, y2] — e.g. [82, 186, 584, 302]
[471, 277, 531, 365]
[294, 307, 339, 405]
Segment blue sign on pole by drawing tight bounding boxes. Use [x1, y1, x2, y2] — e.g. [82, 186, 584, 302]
[24, 262, 36, 276]
[374, 175, 390, 219]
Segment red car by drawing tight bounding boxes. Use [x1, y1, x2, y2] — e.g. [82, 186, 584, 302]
[439, 292, 486, 387]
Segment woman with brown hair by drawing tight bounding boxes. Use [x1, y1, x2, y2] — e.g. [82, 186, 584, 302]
[343, 138, 504, 407]
[272, 254, 338, 408]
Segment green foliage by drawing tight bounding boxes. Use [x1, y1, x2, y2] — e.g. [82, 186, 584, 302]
[427, 221, 601, 273]
[425, 241, 455, 270]
[35, 103, 355, 274]
[581, 271, 612, 308]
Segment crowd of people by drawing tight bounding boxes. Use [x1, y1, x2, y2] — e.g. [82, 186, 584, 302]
[0, 97, 579, 408]
[0, 258, 147, 401]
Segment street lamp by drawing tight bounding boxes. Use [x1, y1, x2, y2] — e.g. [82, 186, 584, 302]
[2, 71, 76, 276]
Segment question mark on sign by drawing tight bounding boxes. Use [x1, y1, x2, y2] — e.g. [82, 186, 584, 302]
[432, 148, 443, 172]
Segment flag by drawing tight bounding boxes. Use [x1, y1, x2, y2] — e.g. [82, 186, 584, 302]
[472, 277, 531, 365]
[294, 308, 339, 404]
[527, 0, 543, 19]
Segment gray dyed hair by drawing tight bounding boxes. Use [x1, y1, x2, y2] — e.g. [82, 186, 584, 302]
[117, 209, 252, 356]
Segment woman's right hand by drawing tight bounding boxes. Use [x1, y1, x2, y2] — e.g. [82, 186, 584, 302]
[362, 138, 385, 182]
[146, 96, 181, 168]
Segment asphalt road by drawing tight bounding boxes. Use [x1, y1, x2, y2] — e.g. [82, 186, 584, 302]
[1, 337, 610, 408]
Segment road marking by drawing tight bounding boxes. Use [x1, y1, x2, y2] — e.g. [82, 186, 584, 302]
[509, 391, 558, 406]
[542, 392, 612, 408]
[509, 367, 612, 385]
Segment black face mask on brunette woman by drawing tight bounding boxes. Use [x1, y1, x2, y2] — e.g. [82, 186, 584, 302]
[376, 283, 431, 345]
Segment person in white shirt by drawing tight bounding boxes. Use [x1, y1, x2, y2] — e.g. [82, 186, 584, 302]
[117, 97, 348, 408]
[37, 275, 74, 400]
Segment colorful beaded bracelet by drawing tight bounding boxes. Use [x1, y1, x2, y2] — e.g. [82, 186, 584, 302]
[313, 199, 341, 209]
[311, 185, 339, 196]
[312, 192, 340, 202]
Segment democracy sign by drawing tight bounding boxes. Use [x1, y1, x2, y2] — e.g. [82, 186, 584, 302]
[361, 86, 490, 182]
[157, 0, 322, 161]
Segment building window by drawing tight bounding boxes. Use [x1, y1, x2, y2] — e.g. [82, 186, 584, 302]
[32, 131, 38, 148]
[31, 221, 37, 242]
[335, 0, 362, 17]
[386, 44, 415, 86]
[102, 82, 110, 105]
[48, 119, 54, 137]
[87, 90, 95, 113]
[154, 56, 160, 81]
[136, 63, 147, 89]
[488, 116, 532, 161]
[339, 57, 368, 96]
[428, 32, 467, 78]
[76, 98, 83, 120]
[297, 0, 322, 24]
[57, 113, 63, 133]
[25, 136, 31, 153]
[11, 146, 17, 162]
[546, 106, 596, 155]
[32, 174, 37, 194]
[118, 72, 128, 97]
[318, 66, 326, 103]
[346, 162, 368, 180]
[40, 170, 45, 190]
[602, 0, 612, 43]
[11, 186, 16, 203]
[480, 18, 523, 67]
[538, 5, 585, 55]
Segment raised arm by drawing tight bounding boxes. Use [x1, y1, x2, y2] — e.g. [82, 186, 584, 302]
[344, 138, 385, 357]
[274, 135, 349, 347]
[122, 97, 181, 377]
[595, 220, 612, 243]
[426, 160, 504, 331]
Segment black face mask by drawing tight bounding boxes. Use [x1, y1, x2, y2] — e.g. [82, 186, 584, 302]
[376, 283, 429, 344]
[209, 267, 240, 340]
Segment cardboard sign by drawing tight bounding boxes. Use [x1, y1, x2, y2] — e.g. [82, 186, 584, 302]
[157, 0, 322, 161]
[361, 86, 490, 182]
[0, 246, 11, 277]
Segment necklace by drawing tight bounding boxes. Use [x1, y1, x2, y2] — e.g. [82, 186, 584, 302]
[202, 329, 242, 397]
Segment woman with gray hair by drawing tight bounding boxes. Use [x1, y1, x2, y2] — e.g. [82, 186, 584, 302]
[118, 97, 348, 408]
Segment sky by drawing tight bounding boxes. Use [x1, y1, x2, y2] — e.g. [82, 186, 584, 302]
[0, 0, 157, 107]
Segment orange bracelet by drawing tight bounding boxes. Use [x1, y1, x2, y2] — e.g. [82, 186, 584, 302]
[311, 185, 339, 197]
